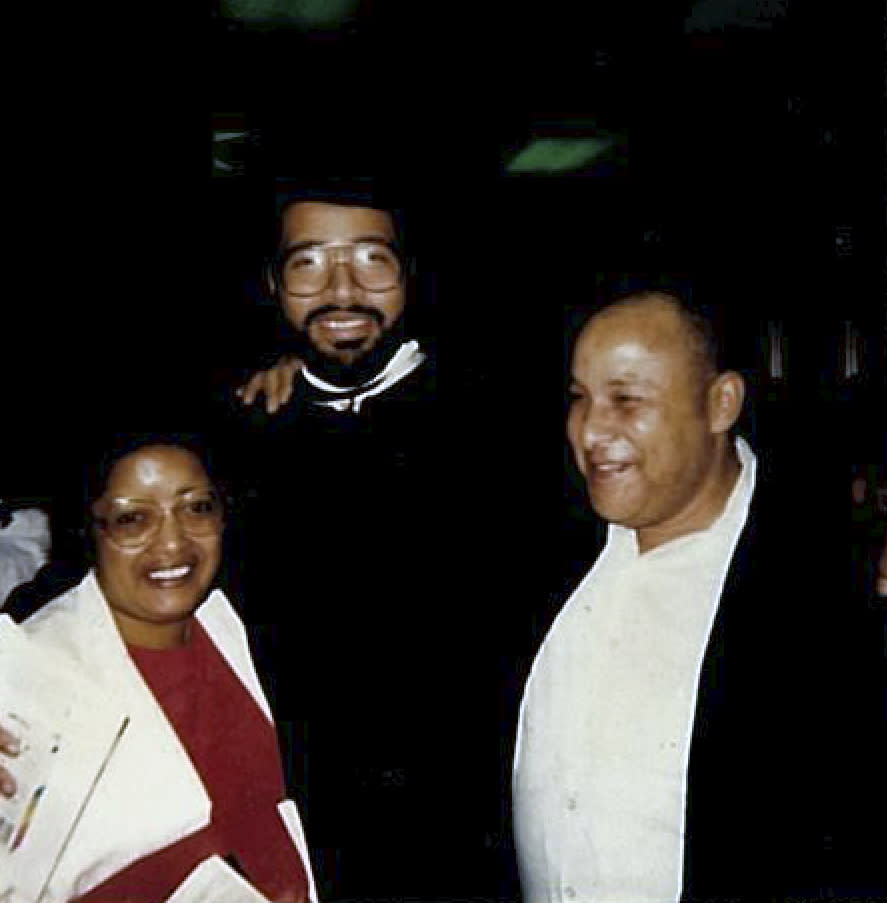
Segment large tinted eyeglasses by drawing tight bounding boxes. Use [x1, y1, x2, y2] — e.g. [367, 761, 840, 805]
[93, 490, 224, 548]
[281, 241, 402, 296]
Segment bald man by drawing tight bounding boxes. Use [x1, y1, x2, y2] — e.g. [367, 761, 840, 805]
[514, 289, 840, 902]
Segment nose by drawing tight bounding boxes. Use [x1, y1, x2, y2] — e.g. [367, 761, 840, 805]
[329, 258, 358, 302]
[572, 397, 615, 450]
[153, 510, 189, 550]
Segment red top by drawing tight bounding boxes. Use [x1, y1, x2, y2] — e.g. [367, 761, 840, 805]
[74, 620, 309, 903]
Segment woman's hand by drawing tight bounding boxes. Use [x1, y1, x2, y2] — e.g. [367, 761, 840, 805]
[0, 723, 20, 797]
[236, 357, 304, 415]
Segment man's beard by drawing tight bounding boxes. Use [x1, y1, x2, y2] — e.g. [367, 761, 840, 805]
[280, 309, 409, 387]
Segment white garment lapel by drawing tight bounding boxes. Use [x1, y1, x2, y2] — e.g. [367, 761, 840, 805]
[23, 572, 211, 900]
[196, 591, 272, 724]
[23, 571, 317, 903]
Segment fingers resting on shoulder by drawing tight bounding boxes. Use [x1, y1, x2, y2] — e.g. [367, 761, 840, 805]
[236, 357, 304, 414]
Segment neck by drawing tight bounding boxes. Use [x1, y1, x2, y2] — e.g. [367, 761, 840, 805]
[113, 611, 192, 650]
[637, 441, 742, 554]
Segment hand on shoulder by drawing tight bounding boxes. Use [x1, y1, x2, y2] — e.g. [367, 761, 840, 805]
[236, 357, 304, 415]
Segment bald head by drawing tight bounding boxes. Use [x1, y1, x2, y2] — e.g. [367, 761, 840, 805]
[594, 291, 719, 395]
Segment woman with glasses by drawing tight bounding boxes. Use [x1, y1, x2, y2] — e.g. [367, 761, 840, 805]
[0, 433, 314, 903]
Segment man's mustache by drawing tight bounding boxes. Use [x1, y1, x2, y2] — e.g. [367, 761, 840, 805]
[304, 305, 386, 329]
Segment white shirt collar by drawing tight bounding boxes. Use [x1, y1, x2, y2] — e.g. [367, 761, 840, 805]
[300, 340, 426, 413]
[608, 435, 757, 560]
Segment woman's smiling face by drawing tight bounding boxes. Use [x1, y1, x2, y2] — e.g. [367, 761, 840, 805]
[93, 445, 222, 649]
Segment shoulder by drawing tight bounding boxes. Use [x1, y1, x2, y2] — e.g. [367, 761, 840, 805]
[207, 368, 309, 431]
[726, 449, 788, 574]
[22, 575, 86, 635]
[395, 349, 437, 399]
[3, 560, 85, 623]
[15, 574, 112, 677]
[195, 590, 249, 646]
[196, 590, 273, 723]
[362, 353, 437, 427]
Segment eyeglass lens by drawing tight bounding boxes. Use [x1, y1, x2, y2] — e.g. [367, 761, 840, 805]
[98, 493, 223, 546]
[283, 242, 401, 294]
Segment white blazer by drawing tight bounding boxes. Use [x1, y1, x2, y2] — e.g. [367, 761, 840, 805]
[18, 570, 317, 903]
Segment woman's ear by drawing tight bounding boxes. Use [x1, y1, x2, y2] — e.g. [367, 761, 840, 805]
[708, 370, 745, 434]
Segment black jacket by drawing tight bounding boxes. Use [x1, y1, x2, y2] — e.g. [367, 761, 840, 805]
[502, 447, 884, 903]
[681, 452, 884, 902]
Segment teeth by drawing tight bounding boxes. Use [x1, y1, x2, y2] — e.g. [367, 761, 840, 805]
[149, 565, 191, 581]
[323, 319, 368, 329]
[596, 463, 628, 471]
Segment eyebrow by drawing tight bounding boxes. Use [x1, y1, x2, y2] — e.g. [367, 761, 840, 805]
[605, 376, 657, 389]
[280, 236, 396, 256]
[105, 485, 215, 503]
[568, 376, 659, 391]
[177, 484, 215, 496]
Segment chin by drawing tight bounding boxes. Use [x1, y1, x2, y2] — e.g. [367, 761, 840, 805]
[144, 574, 213, 613]
[323, 340, 382, 370]
[330, 346, 371, 366]
[587, 494, 638, 528]
[141, 594, 202, 622]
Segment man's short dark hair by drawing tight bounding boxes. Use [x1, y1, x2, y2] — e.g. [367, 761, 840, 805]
[271, 175, 408, 257]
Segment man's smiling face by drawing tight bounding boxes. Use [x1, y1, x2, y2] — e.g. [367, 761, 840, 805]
[566, 295, 740, 550]
[277, 201, 406, 366]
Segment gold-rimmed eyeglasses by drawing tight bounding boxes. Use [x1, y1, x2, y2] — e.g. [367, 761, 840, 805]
[92, 490, 224, 548]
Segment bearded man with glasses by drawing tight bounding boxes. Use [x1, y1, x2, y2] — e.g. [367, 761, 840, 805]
[238, 179, 427, 416]
[212, 177, 504, 903]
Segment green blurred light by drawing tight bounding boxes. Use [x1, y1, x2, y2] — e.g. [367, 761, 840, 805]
[506, 137, 612, 174]
[220, 0, 359, 27]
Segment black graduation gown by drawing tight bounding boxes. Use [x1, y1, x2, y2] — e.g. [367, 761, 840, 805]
[212, 355, 512, 900]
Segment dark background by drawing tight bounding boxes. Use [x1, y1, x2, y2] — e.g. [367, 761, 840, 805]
[2, 1, 885, 898]
[5, 0, 884, 649]
[4, 0, 885, 499]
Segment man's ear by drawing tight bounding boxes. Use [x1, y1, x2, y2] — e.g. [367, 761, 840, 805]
[263, 258, 279, 303]
[707, 370, 745, 434]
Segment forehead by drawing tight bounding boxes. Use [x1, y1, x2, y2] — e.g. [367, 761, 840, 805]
[106, 446, 208, 495]
[280, 201, 395, 246]
[573, 299, 696, 384]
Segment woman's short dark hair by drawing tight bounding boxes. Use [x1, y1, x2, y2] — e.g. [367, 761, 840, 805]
[81, 429, 235, 567]
[85, 430, 227, 510]
[8, 429, 240, 621]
